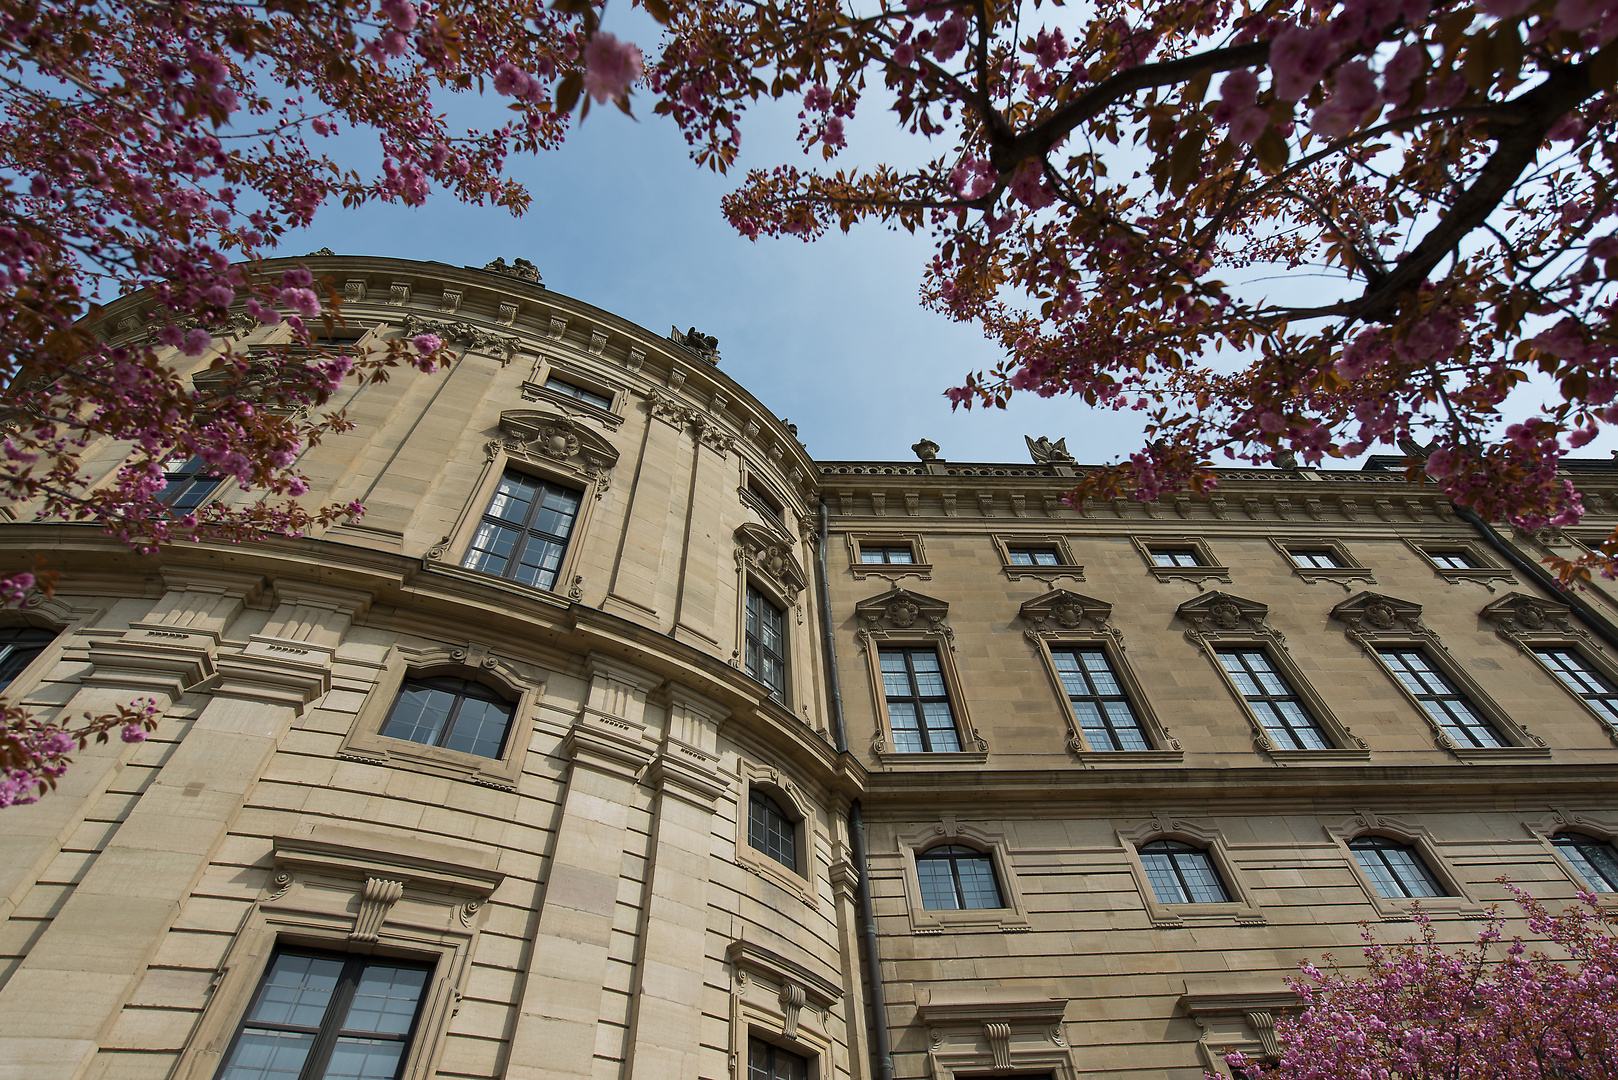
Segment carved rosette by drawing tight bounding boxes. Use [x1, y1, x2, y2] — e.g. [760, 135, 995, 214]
[1480, 592, 1578, 644]
[735, 524, 807, 604]
[852, 586, 955, 653]
[1328, 591, 1429, 650]
[1175, 592, 1279, 645]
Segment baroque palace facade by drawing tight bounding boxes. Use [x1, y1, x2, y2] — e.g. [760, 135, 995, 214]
[3, 255, 1618, 1080]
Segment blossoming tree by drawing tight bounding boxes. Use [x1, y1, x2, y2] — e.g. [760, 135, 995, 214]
[649, 0, 1618, 561]
[1229, 889, 1618, 1080]
[0, 0, 648, 804]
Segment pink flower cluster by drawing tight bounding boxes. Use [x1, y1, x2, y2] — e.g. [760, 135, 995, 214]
[583, 33, 643, 104]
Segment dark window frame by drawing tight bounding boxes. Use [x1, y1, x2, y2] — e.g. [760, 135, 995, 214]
[216, 947, 431, 1080]
[1006, 547, 1062, 566]
[1534, 647, 1618, 728]
[1151, 548, 1205, 567]
[1375, 648, 1506, 748]
[915, 844, 1005, 910]
[158, 454, 225, 512]
[860, 545, 916, 565]
[745, 585, 788, 704]
[542, 375, 613, 411]
[747, 789, 798, 873]
[1553, 832, 1618, 892]
[379, 675, 517, 760]
[461, 468, 584, 593]
[748, 1036, 810, 1080]
[878, 646, 962, 753]
[1348, 835, 1447, 899]
[1287, 548, 1344, 569]
[1138, 839, 1233, 905]
[1216, 648, 1335, 750]
[0, 626, 55, 691]
[1051, 646, 1152, 751]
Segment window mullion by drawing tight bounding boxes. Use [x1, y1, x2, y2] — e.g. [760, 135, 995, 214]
[299, 957, 364, 1080]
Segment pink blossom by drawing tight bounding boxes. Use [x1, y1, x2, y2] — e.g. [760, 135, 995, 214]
[1569, 425, 1600, 448]
[412, 333, 443, 353]
[893, 42, 916, 66]
[120, 724, 147, 743]
[377, 0, 418, 30]
[278, 287, 320, 318]
[582, 32, 643, 104]
[1228, 106, 1269, 144]
[1549, 112, 1588, 141]
[1381, 42, 1425, 105]
[821, 116, 845, 146]
[804, 84, 832, 111]
[933, 16, 969, 60]
[1220, 67, 1259, 106]
[1009, 159, 1055, 209]
[1270, 25, 1336, 101]
[1035, 27, 1068, 68]
[181, 328, 212, 356]
[949, 156, 996, 198]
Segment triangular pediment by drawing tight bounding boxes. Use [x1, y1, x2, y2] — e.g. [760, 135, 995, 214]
[1480, 592, 1575, 634]
[854, 586, 948, 630]
[497, 409, 620, 467]
[1176, 591, 1268, 633]
[1330, 591, 1423, 632]
[1019, 589, 1112, 633]
[734, 523, 807, 601]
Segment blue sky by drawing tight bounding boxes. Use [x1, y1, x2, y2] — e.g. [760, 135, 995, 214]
[280, 36, 1618, 471]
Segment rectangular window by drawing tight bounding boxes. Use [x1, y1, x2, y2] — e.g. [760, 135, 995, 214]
[1007, 547, 1061, 566]
[749, 1037, 809, 1080]
[879, 647, 961, 752]
[1052, 648, 1150, 750]
[860, 546, 915, 564]
[158, 455, 223, 511]
[218, 949, 430, 1080]
[745, 586, 787, 704]
[1217, 650, 1333, 750]
[1288, 549, 1343, 569]
[462, 470, 583, 591]
[747, 790, 798, 873]
[0, 627, 55, 690]
[1425, 549, 1480, 570]
[380, 676, 515, 759]
[1151, 549, 1204, 567]
[746, 480, 783, 523]
[1535, 648, 1618, 725]
[1377, 649, 1505, 747]
[543, 376, 613, 411]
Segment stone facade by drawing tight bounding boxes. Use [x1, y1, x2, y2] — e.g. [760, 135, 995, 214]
[1, 254, 1617, 1080]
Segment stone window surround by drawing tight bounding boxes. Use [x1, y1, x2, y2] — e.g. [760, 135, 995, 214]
[1482, 592, 1618, 746]
[914, 989, 1075, 1080]
[337, 642, 544, 790]
[845, 531, 932, 581]
[1117, 817, 1265, 927]
[427, 409, 616, 603]
[1268, 537, 1377, 587]
[734, 523, 807, 713]
[741, 459, 799, 540]
[735, 758, 821, 909]
[1178, 592, 1370, 764]
[1403, 538, 1516, 587]
[1332, 590, 1549, 761]
[1132, 535, 1232, 588]
[1324, 812, 1480, 919]
[855, 587, 987, 766]
[726, 939, 843, 1080]
[523, 356, 626, 428]
[989, 532, 1084, 581]
[895, 819, 1030, 933]
[170, 825, 503, 1080]
[1526, 809, 1618, 902]
[0, 595, 93, 703]
[1018, 589, 1183, 766]
[1180, 981, 1297, 1080]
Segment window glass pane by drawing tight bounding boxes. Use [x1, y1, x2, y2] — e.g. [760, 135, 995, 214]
[324, 1039, 406, 1080]
[1140, 841, 1231, 904]
[749, 791, 797, 872]
[464, 470, 582, 592]
[343, 964, 429, 1035]
[916, 858, 959, 909]
[1350, 837, 1445, 898]
[1554, 835, 1618, 891]
[0, 628, 54, 690]
[218, 1030, 317, 1080]
[544, 377, 613, 410]
[443, 697, 512, 758]
[860, 550, 885, 563]
[1218, 650, 1332, 749]
[379, 684, 456, 747]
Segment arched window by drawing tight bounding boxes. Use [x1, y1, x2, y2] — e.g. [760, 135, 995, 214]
[380, 675, 515, 760]
[1139, 840, 1232, 904]
[1348, 836, 1446, 899]
[915, 845, 1003, 910]
[1553, 833, 1618, 892]
[747, 789, 797, 873]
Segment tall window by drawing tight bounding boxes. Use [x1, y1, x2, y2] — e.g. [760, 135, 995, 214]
[1553, 833, 1618, 891]
[748, 1037, 809, 1080]
[380, 676, 515, 759]
[748, 790, 797, 873]
[860, 546, 915, 564]
[0, 627, 54, 690]
[1288, 549, 1343, 569]
[1348, 836, 1446, 898]
[745, 586, 787, 703]
[1535, 648, 1618, 725]
[1377, 649, 1505, 748]
[879, 647, 961, 752]
[916, 845, 1003, 910]
[1052, 648, 1150, 750]
[1007, 547, 1061, 566]
[218, 949, 430, 1080]
[1217, 649, 1332, 750]
[462, 470, 582, 592]
[543, 375, 612, 411]
[1139, 840, 1231, 904]
[158, 455, 223, 511]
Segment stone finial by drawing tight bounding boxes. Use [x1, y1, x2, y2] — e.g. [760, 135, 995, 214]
[913, 438, 940, 462]
[481, 256, 543, 284]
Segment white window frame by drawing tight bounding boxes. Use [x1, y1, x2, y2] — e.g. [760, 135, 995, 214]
[846, 532, 932, 581]
[855, 587, 985, 764]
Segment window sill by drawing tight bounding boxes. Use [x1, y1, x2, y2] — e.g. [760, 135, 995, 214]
[1072, 749, 1185, 767]
[1001, 565, 1085, 583]
[737, 846, 817, 909]
[1451, 744, 1553, 763]
[908, 906, 1030, 934]
[1147, 565, 1232, 586]
[1291, 566, 1376, 586]
[337, 735, 520, 790]
[1268, 748, 1373, 765]
[876, 750, 989, 768]
[1147, 902, 1268, 928]
[851, 562, 934, 581]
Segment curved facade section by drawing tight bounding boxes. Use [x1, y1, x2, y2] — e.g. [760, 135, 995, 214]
[4, 255, 1618, 1080]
